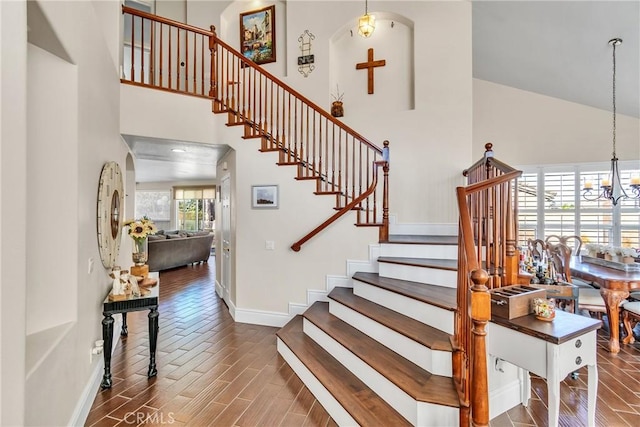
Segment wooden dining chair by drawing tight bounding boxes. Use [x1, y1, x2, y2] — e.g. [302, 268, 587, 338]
[621, 293, 640, 344]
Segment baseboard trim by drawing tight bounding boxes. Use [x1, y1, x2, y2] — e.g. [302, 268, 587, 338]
[69, 316, 122, 426]
[489, 378, 524, 420]
[233, 306, 293, 327]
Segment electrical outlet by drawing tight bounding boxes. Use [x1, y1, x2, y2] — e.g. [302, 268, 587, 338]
[88, 258, 94, 275]
[265, 240, 275, 250]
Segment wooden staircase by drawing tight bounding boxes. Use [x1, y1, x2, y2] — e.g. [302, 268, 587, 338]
[277, 234, 464, 426]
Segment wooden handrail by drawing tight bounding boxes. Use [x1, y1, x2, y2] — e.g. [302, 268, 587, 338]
[211, 34, 382, 155]
[291, 159, 388, 251]
[456, 144, 523, 426]
[121, 5, 389, 250]
[123, 6, 212, 36]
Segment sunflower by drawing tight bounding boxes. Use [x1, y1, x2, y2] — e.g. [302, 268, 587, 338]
[123, 217, 158, 240]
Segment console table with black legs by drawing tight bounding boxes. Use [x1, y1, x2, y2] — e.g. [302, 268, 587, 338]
[100, 274, 159, 389]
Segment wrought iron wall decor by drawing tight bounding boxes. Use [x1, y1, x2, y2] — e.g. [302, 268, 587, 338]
[297, 30, 315, 77]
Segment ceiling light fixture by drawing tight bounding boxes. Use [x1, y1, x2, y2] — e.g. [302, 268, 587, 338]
[358, 0, 375, 38]
[582, 38, 640, 205]
[171, 148, 186, 153]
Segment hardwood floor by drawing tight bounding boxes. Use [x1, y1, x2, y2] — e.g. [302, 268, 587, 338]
[87, 259, 640, 426]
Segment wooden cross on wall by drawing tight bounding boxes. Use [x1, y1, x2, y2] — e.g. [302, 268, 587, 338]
[356, 48, 386, 94]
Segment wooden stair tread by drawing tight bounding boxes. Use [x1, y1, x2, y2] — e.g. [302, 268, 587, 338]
[353, 272, 457, 311]
[388, 234, 458, 245]
[277, 316, 411, 426]
[328, 287, 453, 352]
[303, 302, 459, 407]
[378, 257, 458, 271]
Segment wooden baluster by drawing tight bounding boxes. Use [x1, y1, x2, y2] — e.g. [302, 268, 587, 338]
[141, 18, 145, 84]
[159, 24, 164, 89]
[168, 27, 172, 90]
[269, 80, 274, 148]
[209, 25, 220, 99]
[200, 34, 204, 96]
[130, 14, 135, 82]
[177, 28, 182, 91]
[150, 20, 155, 86]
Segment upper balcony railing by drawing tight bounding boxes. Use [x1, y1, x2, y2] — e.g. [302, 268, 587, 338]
[121, 6, 389, 250]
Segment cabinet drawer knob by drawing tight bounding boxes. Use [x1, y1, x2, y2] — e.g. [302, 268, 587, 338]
[575, 339, 582, 348]
[575, 356, 582, 365]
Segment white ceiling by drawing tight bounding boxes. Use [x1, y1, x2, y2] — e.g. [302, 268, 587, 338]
[473, 1, 639, 118]
[125, 1, 640, 183]
[122, 135, 230, 183]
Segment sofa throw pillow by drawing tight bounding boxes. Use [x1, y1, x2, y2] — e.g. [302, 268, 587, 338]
[148, 234, 167, 241]
[166, 234, 184, 239]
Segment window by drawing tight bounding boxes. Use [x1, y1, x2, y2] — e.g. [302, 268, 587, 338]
[517, 163, 640, 249]
[174, 186, 216, 231]
[135, 191, 171, 231]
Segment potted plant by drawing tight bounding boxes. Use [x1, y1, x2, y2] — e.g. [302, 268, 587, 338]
[331, 84, 344, 117]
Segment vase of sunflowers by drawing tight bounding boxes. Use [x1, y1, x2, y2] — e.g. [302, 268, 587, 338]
[123, 217, 157, 266]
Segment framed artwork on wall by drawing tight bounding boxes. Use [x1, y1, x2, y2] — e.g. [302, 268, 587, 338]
[240, 5, 276, 64]
[252, 185, 279, 209]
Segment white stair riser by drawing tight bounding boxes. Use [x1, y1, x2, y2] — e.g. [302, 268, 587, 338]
[380, 244, 458, 259]
[329, 300, 452, 376]
[378, 263, 457, 288]
[276, 339, 359, 426]
[354, 281, 454, 335]
[303, 320, 417, 425]
[416, 402, 458, 427]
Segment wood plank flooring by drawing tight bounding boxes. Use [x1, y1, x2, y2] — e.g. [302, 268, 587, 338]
[87, 259, 640, 426]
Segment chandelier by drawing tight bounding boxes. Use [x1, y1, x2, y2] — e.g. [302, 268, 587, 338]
[358, 0, 375, 38]
[582, 38, 640, 205]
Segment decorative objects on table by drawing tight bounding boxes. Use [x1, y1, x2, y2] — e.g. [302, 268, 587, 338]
[489, 285, 545, 319]
[123, 217, 157, 278]
[532, 298, 556, 321]
[96, 161, 124, 269]
[251, 185, 279, 209]
[331, 84, 344, 117]
[108, 266, 128, 301]
[357, 0, 375, 38]
[356, 48, 386, 94]
[582, 38, 640, 205]
[297, 30, 315, 77]
[240, 5, 276, 65]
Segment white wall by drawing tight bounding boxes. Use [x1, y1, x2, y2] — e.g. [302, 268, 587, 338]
[473, 79, 640, 165]
[27, 43, 78, 335]
[1, 0, 132, 425]
[121, 0, 473, 318]
[0, 1, 28, 424]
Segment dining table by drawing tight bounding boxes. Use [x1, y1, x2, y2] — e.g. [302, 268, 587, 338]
[570, 256, 640, 353]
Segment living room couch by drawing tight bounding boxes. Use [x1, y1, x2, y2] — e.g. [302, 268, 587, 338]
[147, 230, 214, 271]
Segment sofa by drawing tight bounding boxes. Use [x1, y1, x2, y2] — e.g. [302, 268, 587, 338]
[147, 230, 214, 272]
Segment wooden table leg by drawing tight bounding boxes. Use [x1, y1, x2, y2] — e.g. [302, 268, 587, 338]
[601, 288, 629, 353]
[147, 307, 159, 378]
[101, 313, 114, 389]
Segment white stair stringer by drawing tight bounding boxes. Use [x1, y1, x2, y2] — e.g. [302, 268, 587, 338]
[328, 299, 452, 376]
[353, 281, 455, 335]
[379, 243, 458, 259]
[303, 319, 458, 427]
[276, 338, 359, 426]
[378, 262, 458, 288]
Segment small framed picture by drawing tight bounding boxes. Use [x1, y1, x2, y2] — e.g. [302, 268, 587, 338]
[251, 185, 278, 209]
[240, 5, 276, 65]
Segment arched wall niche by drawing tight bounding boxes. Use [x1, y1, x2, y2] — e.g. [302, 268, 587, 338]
[329, 11, 415, 116]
